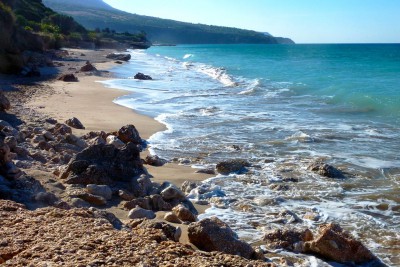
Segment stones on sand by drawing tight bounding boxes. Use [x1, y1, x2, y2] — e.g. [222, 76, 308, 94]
[216, 159, 250, 175]
[134, 72, 152, 80]
[128, 206, 156, 220]
[86, 184, 112, 200]
[65, 117, 85, 130]
[106, 53, 131, 61]
[308, 161, 345, 178]
[172, 204, 197, 222]
[188, 217, 259, 260]
[58, 73, 78, 82]
[144, 154, 167, 166]
[116, 124, 142, 145]
[164, 212, 181, 224]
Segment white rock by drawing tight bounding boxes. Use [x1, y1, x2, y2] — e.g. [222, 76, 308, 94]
[86, 184, 113, 200]
[106, 135, 125, 149]
[128, 206, 156, 220]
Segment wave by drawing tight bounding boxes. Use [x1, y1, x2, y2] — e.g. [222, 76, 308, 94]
[196, 65, 238, 87]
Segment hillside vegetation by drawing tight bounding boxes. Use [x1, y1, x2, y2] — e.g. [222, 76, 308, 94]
[43, 0, 294, 45]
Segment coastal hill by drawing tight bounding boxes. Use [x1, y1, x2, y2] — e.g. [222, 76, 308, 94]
[43, 0, 295, 45]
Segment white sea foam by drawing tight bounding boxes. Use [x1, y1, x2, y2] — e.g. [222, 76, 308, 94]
[183, 53, 193, 59]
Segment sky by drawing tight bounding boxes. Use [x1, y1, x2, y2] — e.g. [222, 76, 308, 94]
[103, 0, 400, 44]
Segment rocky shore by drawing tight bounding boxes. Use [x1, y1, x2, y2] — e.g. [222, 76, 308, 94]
[0, 49, 383, 266]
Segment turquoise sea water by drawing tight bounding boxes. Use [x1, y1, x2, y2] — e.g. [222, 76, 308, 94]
[102, 44, 400, 266]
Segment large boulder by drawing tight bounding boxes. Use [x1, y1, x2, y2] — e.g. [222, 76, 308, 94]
[188, 217, 257, 259]
[303, 223, 377, 264]
[308, 162, 345, 178]
[80, 61, 97, 72]
[216, 159, 250, 175]
[60, 143, 145, 185]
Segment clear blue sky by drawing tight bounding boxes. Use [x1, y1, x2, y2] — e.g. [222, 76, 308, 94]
[103, 0, 400, 43]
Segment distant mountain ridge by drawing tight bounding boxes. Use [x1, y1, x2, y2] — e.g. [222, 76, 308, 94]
[43, 0, 295, 45]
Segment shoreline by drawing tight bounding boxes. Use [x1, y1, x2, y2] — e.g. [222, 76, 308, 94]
[26, 48, 214, 242]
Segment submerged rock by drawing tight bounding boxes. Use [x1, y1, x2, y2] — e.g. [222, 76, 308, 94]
[308, 162, 345, 178]
[134, 72, 152, 80]
[216, 159, 250, 175]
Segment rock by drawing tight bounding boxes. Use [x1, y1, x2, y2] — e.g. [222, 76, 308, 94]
[66, 134, 87, 149]
[161, 184, 186, 201]
[116, 124, 142, 145]
[144, 155, 167, 166]
[106, 53, 131, 61]
[172, 204, 197, 222]
[135, 174, 153, 197]
[181, 181, 200, 194]
[123, 198, 152, 211]
[77, 193, 107, 206]
[188, 217, 257, 259]
[34, 192, 58, 205]
[80, 61, 97, 72]
[118, 189, 134, 201]
[164, 212, 182, 224]
[216, 159, 250, 175]
[58, 73, 78, 82]
[136, 220, 181, 242]
[106, 135, 125, 149]
[60, 143, 144, 185]
[128, 206, 156, 220]
[195, 167, 216, 175]
[303, 223, 377, 264]
[87, 136, 106, 146]
[263, 228, 313, 251]
[45, 118, 58, 124]
[53, 123, 72, 135]
[308, 161, 345, 178]
[65, 117, 85, 130]
[149, 194, 172, 211]
[31, 134, 45, 144]
[0, 120, 12, 129]
[14, 146, 29, 158]
[0, 90, 11, 111]
[37, 140, 53, 151]
[4, 136, 17, 151]
[134, 72, 152, 80]
[86, 184, 113, 200]
[43, 131, 55, 141]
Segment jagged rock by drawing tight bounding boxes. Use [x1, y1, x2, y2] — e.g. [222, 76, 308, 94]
[144, 155, 167, 166]
[106, 53, 131, 61]
[172, 204, 197, 222]
[164, 212, 182, 224]
[149, 194, 172, 211]
[42, 131, 55, 141]
[123, 197, 151, 210]
[308, 162, 345, 178]
[135, 174, 153, 197]
[128, 206, 156, 220]
[53, 123, 72, 135]
[87, 136, 106, 146]
[60, 143, 144, 185]
[181, 181, 200, 194]
[116, 124, 142, 145]
[58, 73, 78, 82]
[80, 61, 97, 72]
[118, 189, 134, 201]
[106, 135, 124, 149]
[65, 134, 87, 149]
[303, 223, 377, 264]
[31, 134, 45, 144]
[216, 159, 250, 175]
[161, 184, 186, 201]
[134, 72, 152, 80]
[263, 228, 313, 251]
[86, 184, 113, 200]
[65, 117, 85, 130]
[188, 217, 257, 259]
[0, 90, 11, 111]
[37, 140, 53, 151]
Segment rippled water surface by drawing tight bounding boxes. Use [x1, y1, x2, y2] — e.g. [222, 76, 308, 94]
[102, 44, 400, 266]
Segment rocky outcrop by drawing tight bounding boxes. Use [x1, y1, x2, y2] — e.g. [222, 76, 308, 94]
[106, 53, 131, 61]
[134, 72, 152, 80]
[60, 142, 145, 185]
[216, 159, 250, 175]
[65, 117, 85, 129]
[116, 124, 142, 145]
[1, 200, 271, 266]
[308, 162, 345, 178]
[188, 217, 258, 260]
[0, 90, 11, 111]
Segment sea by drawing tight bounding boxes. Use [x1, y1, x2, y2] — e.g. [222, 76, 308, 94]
[101, 44, 400, 266]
